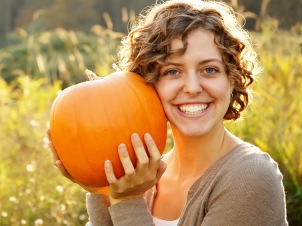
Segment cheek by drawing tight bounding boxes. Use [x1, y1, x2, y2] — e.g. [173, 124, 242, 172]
[206, 81, 232, 102]
[155, 81, 174, 103]
[154, 86, 171, 118]
[220, 87, 232, 100]
[218, 78, 233, 94]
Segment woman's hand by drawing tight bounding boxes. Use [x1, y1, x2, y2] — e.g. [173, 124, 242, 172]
[105, 133, 167, 205]
[46, 129, 109, 195]
[46, 129, 166, 200]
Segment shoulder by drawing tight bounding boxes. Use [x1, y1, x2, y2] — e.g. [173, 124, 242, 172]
[215, 142, 285, 202]
[226, 143, 283, 183]
[204, 143, 288, 225]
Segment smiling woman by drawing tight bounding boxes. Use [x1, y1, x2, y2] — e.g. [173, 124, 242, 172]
[47, 0, 288, 225]
[155, 28, 232, 138]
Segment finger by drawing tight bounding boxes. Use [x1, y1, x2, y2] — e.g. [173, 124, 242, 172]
[55, 160, 74, 181]
[118, 144, 136, 176]
[156, 160, 167, 180]
[104, 160, 118, 184]
[131, 133, 149, 166]
[144, 133, 161, 166]
[46, 128, 52, 140]
[48, 141, 60, 162]
[46, 129, 60, 161]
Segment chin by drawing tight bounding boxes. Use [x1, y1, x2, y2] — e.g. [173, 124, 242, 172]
[179, 128, 210, 137]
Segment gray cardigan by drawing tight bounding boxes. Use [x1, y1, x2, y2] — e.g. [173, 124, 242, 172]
[85, 143, 288, 226]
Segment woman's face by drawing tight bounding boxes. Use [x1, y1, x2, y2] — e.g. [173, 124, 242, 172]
[155, 28, 233, 137]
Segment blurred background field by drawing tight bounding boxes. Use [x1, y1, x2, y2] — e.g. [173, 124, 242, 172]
[0, 0, 301, 225]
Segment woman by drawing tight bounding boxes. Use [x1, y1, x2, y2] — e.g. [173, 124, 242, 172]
[48, 0, 288, 225]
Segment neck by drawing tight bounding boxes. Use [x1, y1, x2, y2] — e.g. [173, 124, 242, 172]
[164, 126, 237, 180]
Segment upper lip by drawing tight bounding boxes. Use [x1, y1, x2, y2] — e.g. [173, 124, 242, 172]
[176, 101, 210, 106]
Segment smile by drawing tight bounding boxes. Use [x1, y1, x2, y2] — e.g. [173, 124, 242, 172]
[179, 104, 209, 115]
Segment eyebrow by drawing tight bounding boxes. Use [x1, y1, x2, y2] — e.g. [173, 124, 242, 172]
[163, 58, 224, 66]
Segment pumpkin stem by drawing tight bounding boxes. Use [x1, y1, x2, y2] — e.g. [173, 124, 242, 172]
[85, 69, 101, 81]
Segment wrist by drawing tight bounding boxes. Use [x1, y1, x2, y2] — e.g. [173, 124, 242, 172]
[85, 186, 109, 195]
[109, 195, 143, 205]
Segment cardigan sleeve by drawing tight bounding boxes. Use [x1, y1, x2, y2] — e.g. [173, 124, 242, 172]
[85, 193, 113, 226]
[201, 150, 288, 226]
[108, 197, 155, 226]
[86, 194, 155, 226]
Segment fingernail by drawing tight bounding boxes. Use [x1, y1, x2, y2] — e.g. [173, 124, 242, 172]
[118, 144, 128, 156]
[55, 160, 60, 167]
[144, 133, 151, 139]
[104, 160, 111, 168]
[132, 133, 139, 139]
[118, 143, 126, 149]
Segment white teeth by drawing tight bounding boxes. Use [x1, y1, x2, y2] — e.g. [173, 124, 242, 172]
[179, 104, 208, 115]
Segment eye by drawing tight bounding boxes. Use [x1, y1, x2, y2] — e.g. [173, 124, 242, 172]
[167, 69, 179, 75]
[204, 66, 218, 74]
[162, 69, 180, 77]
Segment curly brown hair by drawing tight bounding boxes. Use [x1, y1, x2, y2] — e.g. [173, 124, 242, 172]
[115, 0, 262, 120]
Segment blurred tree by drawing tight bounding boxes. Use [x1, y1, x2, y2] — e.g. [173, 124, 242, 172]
[0, 0, 25, 45]
[1, 0, 302, 44]
[0, 0, 9, 42]
[43, 0, 99, 32]
[266, 0, 302, 29]
[95, 0, 155, 33]
[14, 0, 99, 32]
[238, 0, 302, 30]
[14, 0, 53, 29]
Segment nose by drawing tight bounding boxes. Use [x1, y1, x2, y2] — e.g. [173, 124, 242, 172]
[183, 72, 202, 95]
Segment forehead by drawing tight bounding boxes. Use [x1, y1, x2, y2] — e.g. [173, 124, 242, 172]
[171, 28, 215, 49]
[168, 28, 221, 60]
[170, 37, 184, 50]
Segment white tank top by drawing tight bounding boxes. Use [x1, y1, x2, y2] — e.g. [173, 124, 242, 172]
[153, 216, 180, 226]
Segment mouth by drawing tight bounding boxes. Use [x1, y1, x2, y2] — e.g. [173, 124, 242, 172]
[178, 104, 209, 115]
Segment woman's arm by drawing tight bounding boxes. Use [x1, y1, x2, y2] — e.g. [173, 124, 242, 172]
[85, 193, 113, 226]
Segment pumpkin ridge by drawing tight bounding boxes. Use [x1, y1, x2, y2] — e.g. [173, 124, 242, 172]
[108, 74, 137, 177]
[123, 73, 167, 154]
[95, 77, 122, 185]
[113, 74, 141, 168]
[123, 74, 151, 134]
[82, 80, 121, 186]
[52, 89, 74, 180]
[73, 84, 100, 185]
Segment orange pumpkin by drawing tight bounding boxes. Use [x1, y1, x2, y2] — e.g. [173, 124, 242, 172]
[49, 71, 167, 187]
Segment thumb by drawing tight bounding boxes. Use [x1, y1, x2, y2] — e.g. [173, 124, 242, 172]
[156, 160, 167, 180]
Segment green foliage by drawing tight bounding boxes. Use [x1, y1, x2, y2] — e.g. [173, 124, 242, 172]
[0, 27, 121, 88]
[0, 76, 88, 225]
[0, 28, 121, 225]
